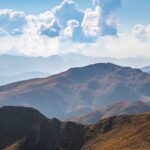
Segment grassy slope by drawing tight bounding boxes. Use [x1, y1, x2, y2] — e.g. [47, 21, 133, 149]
[82, 113, 150, 150]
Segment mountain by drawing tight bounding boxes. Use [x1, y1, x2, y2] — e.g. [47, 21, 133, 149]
[0, 54, 63, 76]
[1, 54, 150, 77]
[0, 63, 150, 119]
[0, 72, 50, 86]
[69, 101, 150, 124]
[0, 106, 150, 150]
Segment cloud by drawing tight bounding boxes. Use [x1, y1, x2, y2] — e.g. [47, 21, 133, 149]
[24, 11, 61, 38]
[24, 0, 84, 39]
[50, 0, 97, 42]
[1, 24, 150, 59]
[0, 0, 122, 43]
[92, 0, 122, 36]
[2, 0, 149, 58]
[63, 20, 79, 38]
[52, 0, 84, 28]
[25, 11, 55, 36]
[0, 10, 26, 36]
[39, 20, 62, 37]
[0, 35, 59, 56]
[92, 0, 122, 12]
[0, 28, 8, 36]
[81, 6, 101, 37]
[78, 33, 150, 59]
[132, 24, 150, 41]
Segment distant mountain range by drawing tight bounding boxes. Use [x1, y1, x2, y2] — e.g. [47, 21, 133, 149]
[0, 54, 63, 76]
[0, 63, 150, 119]
[1, 53, 150, 76]
[69, 101, 150, 124]
[0, 72, 50, 86]
[0, 106, 149, 150]
[0, 53, 150, 86]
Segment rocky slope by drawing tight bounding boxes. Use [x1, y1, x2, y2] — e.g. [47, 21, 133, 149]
[0, 106, 149, 150]
[0, 63, 150, 119]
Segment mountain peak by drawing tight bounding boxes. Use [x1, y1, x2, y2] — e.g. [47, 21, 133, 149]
[68, 62, 120, 72]
[66, 63, 121, 81]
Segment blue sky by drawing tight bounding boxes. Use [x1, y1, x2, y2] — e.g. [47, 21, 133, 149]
[118, 0, 150, 31]
[0, 0, 150, 58]
[0, 0, 93, 14]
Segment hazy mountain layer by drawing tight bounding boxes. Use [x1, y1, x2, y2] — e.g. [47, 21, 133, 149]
[0, 72, 50, 86]
[1, 54, 150, 77]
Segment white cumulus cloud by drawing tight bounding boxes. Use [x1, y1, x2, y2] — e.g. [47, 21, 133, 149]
[0, 0, 149, 59]
[63, 20, 79, 38]
[0, 10, 26, 36]
[82, 6, 101, 37]
[132, 24, 150, 41]
[52, 0, 84, 28]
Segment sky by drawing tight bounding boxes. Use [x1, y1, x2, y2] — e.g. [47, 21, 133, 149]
[0, 0, 150, 58]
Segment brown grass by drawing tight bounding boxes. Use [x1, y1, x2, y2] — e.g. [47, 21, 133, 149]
[82, 114, 150, 150]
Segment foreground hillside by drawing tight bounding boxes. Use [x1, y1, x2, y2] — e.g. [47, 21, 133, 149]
[0, 63, 150, 119]
[69, 101, 150, 124]
[82, 113, 150, 150]
[0, 106, 150, 150]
